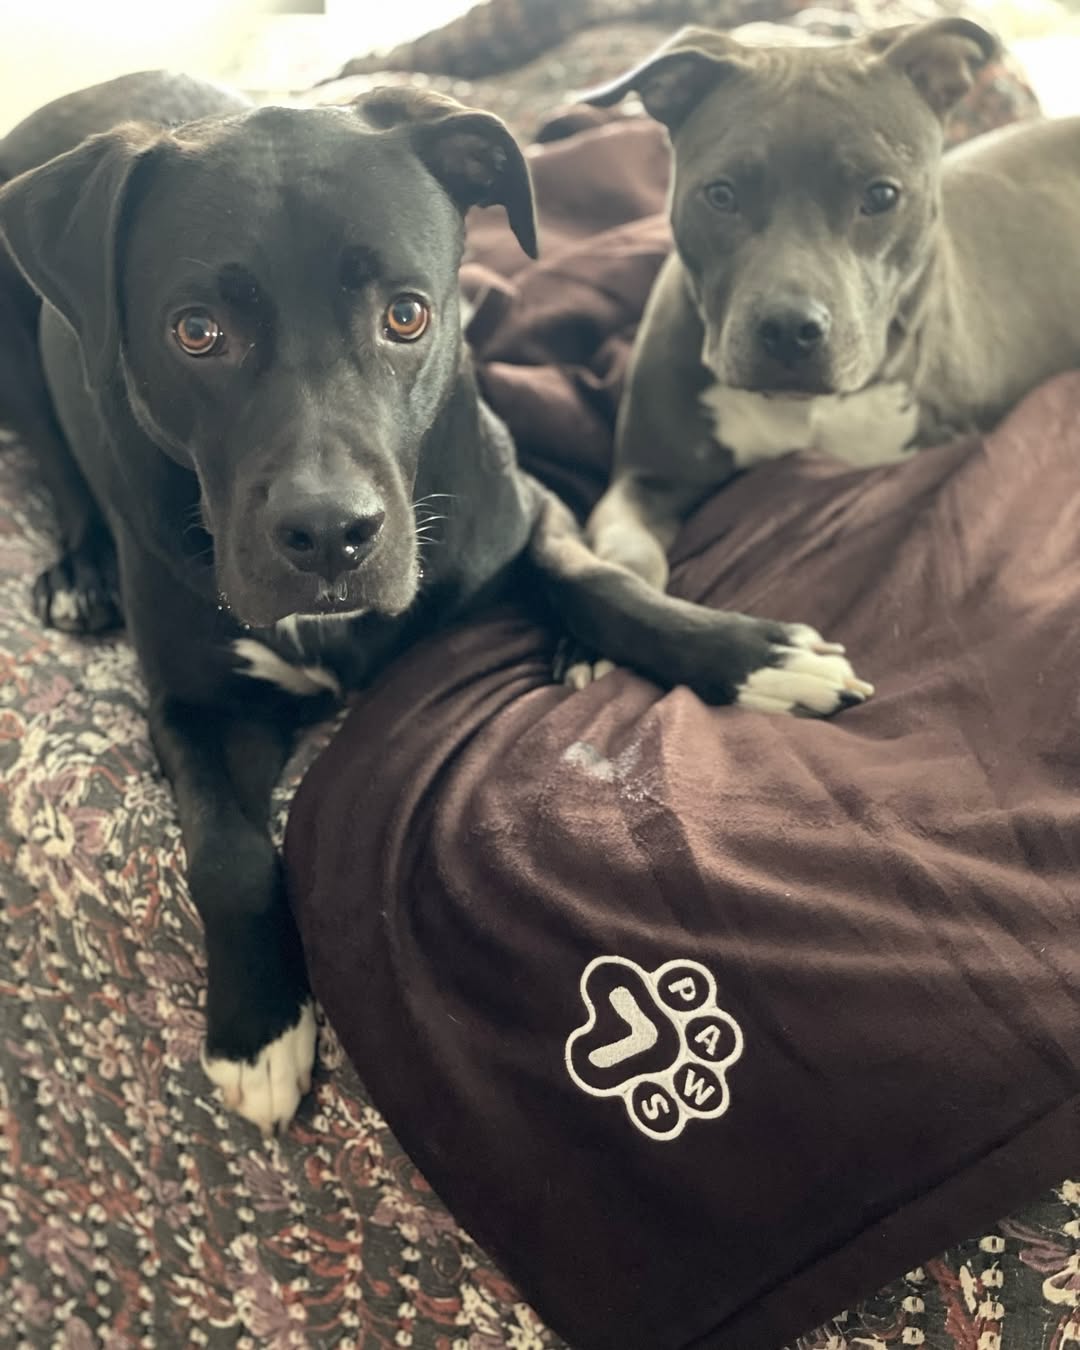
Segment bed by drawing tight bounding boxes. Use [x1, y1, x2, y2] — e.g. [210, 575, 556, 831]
[2, 5, 1077, 1348]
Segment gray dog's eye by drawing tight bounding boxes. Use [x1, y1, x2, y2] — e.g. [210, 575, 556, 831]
[861, 182, 901, 216]
[703, 181, 738, 214]
[383, 295, 431, 342]
[174, 309, 225, 357]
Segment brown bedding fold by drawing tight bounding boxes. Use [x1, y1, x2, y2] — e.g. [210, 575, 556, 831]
[284, 117, 1080, 1349]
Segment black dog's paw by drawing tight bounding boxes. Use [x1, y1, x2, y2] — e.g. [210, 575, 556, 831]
[553, 635, 617, 690]
[194, 839, 317, 1137]
[33, 545, 122, 635]
[734, 621, 873, 717]
[202, 1001, 317, 1138]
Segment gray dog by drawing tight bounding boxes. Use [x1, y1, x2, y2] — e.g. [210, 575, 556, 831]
[580, 18, 1080, 592]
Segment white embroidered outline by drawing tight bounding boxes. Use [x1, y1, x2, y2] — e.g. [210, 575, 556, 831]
[564, 955, 744, 1142]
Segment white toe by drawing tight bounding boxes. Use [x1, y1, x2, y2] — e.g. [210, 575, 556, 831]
[202, 1002, 317, 1136]
[789, 643, 873, 701]
[564, 658, 617, 689]
[736, 642, 873, 716]
[48, 588, 82, 626]
[783, 623, 845, 655]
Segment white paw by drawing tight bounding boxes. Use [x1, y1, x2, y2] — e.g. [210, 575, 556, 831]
[737, 624, 874, 716]
[813, 381, 919, 467]
[47, 587, 83, 627]
[202, 1002, 317, 1136]
[564, 657, 617, 690]
[233, 639, 341, 698]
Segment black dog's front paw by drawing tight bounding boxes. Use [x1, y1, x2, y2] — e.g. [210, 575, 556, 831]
[730, 620, 873, 717]
[194, 841, 317, 1136]
[201, 1000, 317, 1138]
[553, 635, 618, 690]
[33, 543, 122, 635]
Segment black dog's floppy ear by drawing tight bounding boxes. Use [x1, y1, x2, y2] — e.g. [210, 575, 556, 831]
[866, 18, 999, 118]
[579, 25, 749, 132]
[0, 122, 160, 389]
[356, 87, 538, 259]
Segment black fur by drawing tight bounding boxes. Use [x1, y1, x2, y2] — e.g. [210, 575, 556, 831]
[0, 73, 856, 1127]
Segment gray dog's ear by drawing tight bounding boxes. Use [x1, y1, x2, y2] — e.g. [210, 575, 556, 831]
[355, 87, 538, 259]
[579, 26, 749, 131]
[0, 123, 161, 389]
[866, 18, 999, 118]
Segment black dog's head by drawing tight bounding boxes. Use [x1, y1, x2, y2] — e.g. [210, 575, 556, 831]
[0, 90, 536, 628]
[585, 18, 997, 396]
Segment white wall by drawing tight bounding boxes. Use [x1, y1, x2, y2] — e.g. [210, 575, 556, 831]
[0, 0, 475, 132]
[1, 1, 263, 129]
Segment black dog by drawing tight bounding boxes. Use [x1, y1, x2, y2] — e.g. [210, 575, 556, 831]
[0, 74, 870, 1133]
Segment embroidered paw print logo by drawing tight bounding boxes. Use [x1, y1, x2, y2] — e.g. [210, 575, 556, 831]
[564, 957, 744, 1142]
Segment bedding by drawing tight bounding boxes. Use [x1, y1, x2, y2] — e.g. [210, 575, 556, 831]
[0, 12, 1076, 1350]
[312, 0, 1041, 150]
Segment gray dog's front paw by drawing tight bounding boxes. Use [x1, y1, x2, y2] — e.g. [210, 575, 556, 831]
[736, 622, 873, 716]
[563, 655, 617, 690]
[553, 635, 616, 689]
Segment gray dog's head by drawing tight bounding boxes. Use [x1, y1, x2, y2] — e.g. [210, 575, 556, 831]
[0, 90, 536, 628]
[586, 18, 998, 396]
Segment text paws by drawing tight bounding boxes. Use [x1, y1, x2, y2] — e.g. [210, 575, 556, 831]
[565, 956, 744, 1141]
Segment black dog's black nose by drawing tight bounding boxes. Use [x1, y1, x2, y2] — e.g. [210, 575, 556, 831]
[272, 499, 385, 579]
[757, 300, 832, 367]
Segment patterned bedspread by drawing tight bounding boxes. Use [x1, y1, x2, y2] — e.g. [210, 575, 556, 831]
[3, 433, 1080, 1347]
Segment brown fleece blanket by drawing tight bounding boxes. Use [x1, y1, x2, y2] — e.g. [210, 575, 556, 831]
[284, 117, 1080, 1350]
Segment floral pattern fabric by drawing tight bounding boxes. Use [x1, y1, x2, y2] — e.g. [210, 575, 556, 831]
[1, 422, 1080, 1350]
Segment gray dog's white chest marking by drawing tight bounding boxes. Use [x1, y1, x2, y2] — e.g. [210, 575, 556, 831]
[700, 381, 919, 470]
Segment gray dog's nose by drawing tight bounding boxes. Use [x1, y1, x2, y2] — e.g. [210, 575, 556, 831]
[757, 300, 831, 367]
[272, 498, 385, 579]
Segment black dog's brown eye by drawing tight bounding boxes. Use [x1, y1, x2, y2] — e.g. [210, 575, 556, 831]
[704, 181, 738, 213]
[384, 295, 430, 342]
[174, 309, 224, 357]
[861, 182, 900, 215]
